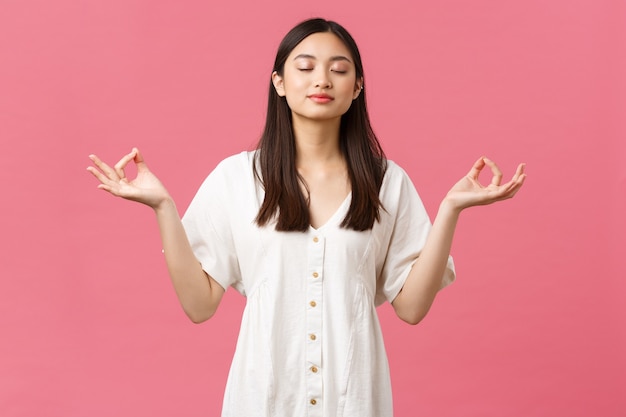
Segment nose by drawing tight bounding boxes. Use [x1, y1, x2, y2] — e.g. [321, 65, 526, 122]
[314, 71, 332, 89]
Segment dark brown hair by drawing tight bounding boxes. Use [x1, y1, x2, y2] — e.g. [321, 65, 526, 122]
[254, 18, 387, 231]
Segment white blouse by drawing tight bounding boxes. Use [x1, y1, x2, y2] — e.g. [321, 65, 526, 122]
[182, 151, 455, 417]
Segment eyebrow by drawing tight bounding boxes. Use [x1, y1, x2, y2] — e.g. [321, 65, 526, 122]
[292, 54, 352, 63]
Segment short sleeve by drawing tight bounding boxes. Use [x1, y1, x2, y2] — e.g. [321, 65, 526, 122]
[375, 164, 455, 306]
[181, 158, 244, 294]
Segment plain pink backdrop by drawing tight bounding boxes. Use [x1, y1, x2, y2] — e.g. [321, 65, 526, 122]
[1, 0, 624, 416]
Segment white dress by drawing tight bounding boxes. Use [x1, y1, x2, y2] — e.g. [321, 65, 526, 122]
[182, 151, 455, 417]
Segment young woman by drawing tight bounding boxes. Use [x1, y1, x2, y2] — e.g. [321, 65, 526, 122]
[88, 18, 525, 417]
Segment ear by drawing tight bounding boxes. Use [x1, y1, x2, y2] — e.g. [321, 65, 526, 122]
[353, 77, 364, 100]
[272, 71, 286, 97]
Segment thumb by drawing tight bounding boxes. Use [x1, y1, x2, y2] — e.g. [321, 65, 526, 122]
[132, 147, 149, 170]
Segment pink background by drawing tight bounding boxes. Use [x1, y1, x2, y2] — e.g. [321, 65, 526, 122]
[1, 0, 624, 416]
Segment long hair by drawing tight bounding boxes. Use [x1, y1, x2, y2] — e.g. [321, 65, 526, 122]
[254, 18, 387, 232]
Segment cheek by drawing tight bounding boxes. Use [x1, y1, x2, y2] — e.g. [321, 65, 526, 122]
[282, 81, 306, 109]
[282, 69, 308, 91]
[281, 80, 307, 104]
[338, 83, 358, 102]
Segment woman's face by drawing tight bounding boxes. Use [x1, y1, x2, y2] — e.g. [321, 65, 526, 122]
[273, 32, 363, 124]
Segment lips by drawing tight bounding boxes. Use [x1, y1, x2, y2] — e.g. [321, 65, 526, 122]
[308, 93, 333, 103]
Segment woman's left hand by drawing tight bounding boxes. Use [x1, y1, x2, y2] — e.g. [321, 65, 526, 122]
[444, 157, 526, 211]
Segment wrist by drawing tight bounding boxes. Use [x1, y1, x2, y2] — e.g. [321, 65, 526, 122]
[439, 197, 464, 217]
[153, 195, 176, 215]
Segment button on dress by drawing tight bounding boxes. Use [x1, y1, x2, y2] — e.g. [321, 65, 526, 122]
[182, 151, 455, 417]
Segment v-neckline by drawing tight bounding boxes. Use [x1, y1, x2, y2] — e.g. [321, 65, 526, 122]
[308, 192, 352, 232]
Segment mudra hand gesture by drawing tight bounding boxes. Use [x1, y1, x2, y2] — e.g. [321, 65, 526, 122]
[445, 157, 526, 211]
[87, 148, 171, 210]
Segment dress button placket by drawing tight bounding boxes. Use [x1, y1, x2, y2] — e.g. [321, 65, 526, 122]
[306, 234, 324, 416]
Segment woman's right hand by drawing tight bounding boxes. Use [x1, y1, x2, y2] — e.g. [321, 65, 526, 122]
[87, 148, 171, 210]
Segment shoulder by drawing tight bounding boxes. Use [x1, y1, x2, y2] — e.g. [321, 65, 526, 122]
[192, 151, 257, 196]
[213, 150, 256, 174]
[202, 150, 256, 183]
[382, 160, 414, 191]
[384, 160, 406, 179]
[380, 160, 424, 210]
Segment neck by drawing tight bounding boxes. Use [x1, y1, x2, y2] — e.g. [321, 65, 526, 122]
[292, 115, 343, 167]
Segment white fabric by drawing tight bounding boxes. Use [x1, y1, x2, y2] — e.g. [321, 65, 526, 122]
[182, 151, 455, 417]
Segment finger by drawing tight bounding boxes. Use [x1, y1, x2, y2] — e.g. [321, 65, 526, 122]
[86, 165, 114, 186]
[87, 164, 132, 197]
[113, 149, 138, 179]
[511, 171, 527, 192]
[499, 164, 526, 191]
[512, 163, 526, 181]
[496, 172, 526, 200]
[89, 154, 119, 180]
[502, 177, 525, 200]
[466, 156, 486, 179]
[87, 167, 107, 183]
[87, 167, 126, 198]
[96, 183, 114, 193]
[132, 147, 149, 171]
[482, 157, 503, 186]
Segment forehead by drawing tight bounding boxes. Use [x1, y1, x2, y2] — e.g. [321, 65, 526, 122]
[288, 32, 353, 61]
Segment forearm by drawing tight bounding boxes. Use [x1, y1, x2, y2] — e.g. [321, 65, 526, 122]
[392, 199, 460, 325]
[154, 198, 224, 323]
